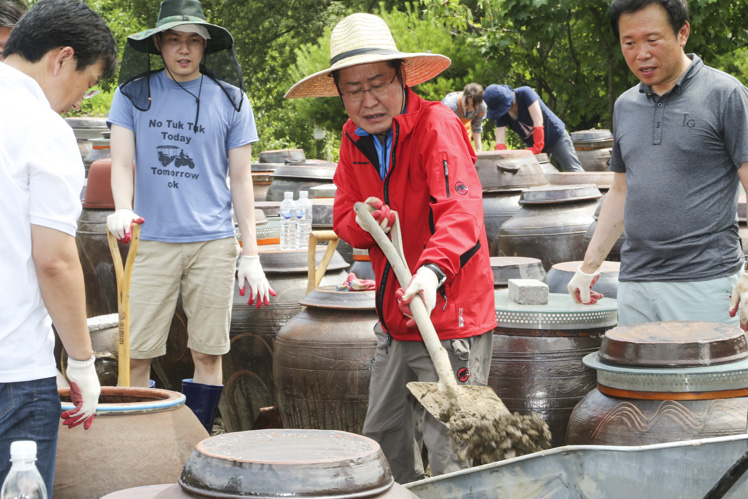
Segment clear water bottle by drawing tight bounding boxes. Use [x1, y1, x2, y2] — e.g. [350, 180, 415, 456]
[1, 441, 47, 499]
[279, 191, 297, 251]
[296, 191, 313, 250]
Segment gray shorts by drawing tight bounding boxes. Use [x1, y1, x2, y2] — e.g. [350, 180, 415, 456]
[617, 270, 741, 327]
[362, 324, 493, 484]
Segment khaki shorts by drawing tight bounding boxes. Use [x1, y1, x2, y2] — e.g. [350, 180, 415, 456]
[128, 238, 239, 358]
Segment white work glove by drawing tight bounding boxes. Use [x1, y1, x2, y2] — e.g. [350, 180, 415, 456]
[729, 272, 748, 331]
[106, 208, 144, 244]
[61, 355, 100, 430]
[395, 266, 441, 328]
[355, 197, 396, 234]
[237, 254, 276, 308]
[567, 265, 604, 304]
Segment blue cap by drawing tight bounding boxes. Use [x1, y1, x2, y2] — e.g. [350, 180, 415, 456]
[484, 84, 514, 121]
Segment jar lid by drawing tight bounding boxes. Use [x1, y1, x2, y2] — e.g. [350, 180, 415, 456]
[490, 256, 546, 287]
[545, 172, 613, 190]
[309, 183, 337, 198]
[179, 430, 394, 498]
[300, 285, 376, 309]
[272, 164, 335, 181]
[550, 260, 620, 275]
[251, 163, 282, 172]
[599, 321, 748, 367]
[474, 150, 549, 192]
[258, 148, 306, 164]
[519, 184, 602, 205]
[494, 290, 617, 330]
[570, 129, 614, 149]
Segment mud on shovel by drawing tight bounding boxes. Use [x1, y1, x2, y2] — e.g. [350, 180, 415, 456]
[354, 203, 551, 463]
[107, 223, 141, 387]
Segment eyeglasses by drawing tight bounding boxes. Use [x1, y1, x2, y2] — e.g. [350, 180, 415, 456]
[83, 88, 100, 100]
[340, 73, 398, 103]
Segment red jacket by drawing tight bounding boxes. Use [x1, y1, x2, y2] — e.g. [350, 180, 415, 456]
[333, 89, 497, 341]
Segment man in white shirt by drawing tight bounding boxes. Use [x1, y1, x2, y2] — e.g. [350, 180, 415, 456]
[0, 0, 117, 492]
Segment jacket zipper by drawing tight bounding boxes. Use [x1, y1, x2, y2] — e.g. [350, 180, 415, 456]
[376, 121, 399, 333]
[443, 159, 450, 198]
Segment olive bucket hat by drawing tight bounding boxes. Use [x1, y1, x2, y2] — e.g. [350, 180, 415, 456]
[126, 0, 233, 55]
[118, 0, 244, 113]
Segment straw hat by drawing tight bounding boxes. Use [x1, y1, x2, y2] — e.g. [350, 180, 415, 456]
[285, 13, 450, 99]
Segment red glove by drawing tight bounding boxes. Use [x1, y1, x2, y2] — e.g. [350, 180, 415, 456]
[494, 143, 507, 151]
[526, 126, 545, 154]
[355, 197, 396, 234]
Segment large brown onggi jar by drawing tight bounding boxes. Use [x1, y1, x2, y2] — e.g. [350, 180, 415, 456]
[489, 290, 618, 447]
[55, 387, 208, 499]
[274, 286, 378, 433]
[570, 129, 613, 172]
[474, 150, 548, 256]
[568, 321, 748, 446]
[498, 184, 602, 270]
[218, 242, 350, 433]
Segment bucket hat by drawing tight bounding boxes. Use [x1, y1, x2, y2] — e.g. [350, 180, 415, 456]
[484, 84, 514, 121]
[126, 0, 233, 55]
[285, 13, 450, 99]
[118, 0, 244, 113]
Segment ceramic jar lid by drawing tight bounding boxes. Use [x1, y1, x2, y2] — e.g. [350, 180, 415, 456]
[599, 321, 748, 367]
[584, 321, 748, 397]
[545, 172, 614, 191]
[490, 256, 546, 287]
[570, 129, 613, 148]
[310, 183, 337, 198]
[178, 430, 394, 498]
[474, 150, 549, 192]
[494, 290, 618, 330]
[519, 184, 602, 205]
[300, 285, 376, 310]
[258, 148, 305, 164]
[272, 164, 335, 181]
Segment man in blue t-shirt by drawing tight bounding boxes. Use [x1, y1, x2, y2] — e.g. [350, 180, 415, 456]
[106, 0, 273, 433]
[484, 84, 584, 172]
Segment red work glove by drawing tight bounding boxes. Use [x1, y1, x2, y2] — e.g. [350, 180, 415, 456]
[355, 197, 396, 234]
[526, 126, 545, 155]
[394, 267, 440, 328]
[106, 208, 145, 244]
[60, 355, 100, 430]
[494, 143, 507, 151]
[567, 265, 604, 305]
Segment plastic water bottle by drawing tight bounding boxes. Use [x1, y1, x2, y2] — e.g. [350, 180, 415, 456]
[296, 191, 313, 250]
[279, 192, 297, 251]
[1, 441, 47, 499]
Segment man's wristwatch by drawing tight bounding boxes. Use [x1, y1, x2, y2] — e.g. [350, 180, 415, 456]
[422, 263, 446, 287]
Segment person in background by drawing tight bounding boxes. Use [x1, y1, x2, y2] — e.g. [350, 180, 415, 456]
[568, 0, 748, 328]
[285, 13, 497, 483]
[441, 83, 487, 152]
[0, 0, 117, 491]
[484, 83, 585, 172]
[106, 0, 273, 433]
[0, 0, 26, 60]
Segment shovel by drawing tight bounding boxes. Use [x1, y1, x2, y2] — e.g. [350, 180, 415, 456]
[354, 202, 551, 462]
[107, 223, 141, 387]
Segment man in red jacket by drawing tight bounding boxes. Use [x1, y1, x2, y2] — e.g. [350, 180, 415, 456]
[286, 13, 497, 483]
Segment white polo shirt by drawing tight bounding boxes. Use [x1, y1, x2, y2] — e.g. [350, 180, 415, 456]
[0, 62, 84, 382]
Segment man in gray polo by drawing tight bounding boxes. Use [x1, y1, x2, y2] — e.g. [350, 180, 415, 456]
[568, 0, 748, 327]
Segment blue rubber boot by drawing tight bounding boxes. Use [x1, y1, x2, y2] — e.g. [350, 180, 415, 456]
[182, 378, 223, 434]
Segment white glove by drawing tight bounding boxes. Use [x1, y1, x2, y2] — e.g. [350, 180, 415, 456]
[396, 266, 441, 327]
[61, 355, 100, 430]
[106, 208, 144, 244]
[355, 197, 395, 234]
[567, 265, 603, 304]
[729, 272, 748, 331]
[237, 254, 275, 308]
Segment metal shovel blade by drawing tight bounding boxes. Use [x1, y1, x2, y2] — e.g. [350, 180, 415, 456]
[407, 382, 510, 425]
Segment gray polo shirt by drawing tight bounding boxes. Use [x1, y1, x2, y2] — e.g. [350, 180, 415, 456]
[610, 54, 748, 282]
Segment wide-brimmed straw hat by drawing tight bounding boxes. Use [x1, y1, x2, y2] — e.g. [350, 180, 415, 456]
[285, 13, 450, 99]
[484, 84, 515, 121]
[126, 0, 233, 55]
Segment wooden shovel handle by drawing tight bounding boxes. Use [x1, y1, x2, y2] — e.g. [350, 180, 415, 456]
[106, 223, 141, 387]
[353, 203, 460, 399]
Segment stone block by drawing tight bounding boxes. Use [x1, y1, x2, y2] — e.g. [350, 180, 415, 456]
[508, 279, 549, 305]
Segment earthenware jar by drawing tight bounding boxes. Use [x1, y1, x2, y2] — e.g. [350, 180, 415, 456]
[568, 321, 748, 446]
[570, 129, 613, 172]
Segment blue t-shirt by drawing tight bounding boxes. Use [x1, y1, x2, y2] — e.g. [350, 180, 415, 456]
[108, 71, 258, 242]
[495, 86, 566, 150]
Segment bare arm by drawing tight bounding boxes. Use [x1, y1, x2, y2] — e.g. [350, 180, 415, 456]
[580, 172, 627, 273]
[32, 225, 92, 361]
[495, 126, 507, 147]
[473, 131, 482, 152]
[738, 163, 748, 202]
[229, 143, 259, 257]
[110, 124, 135, 210]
